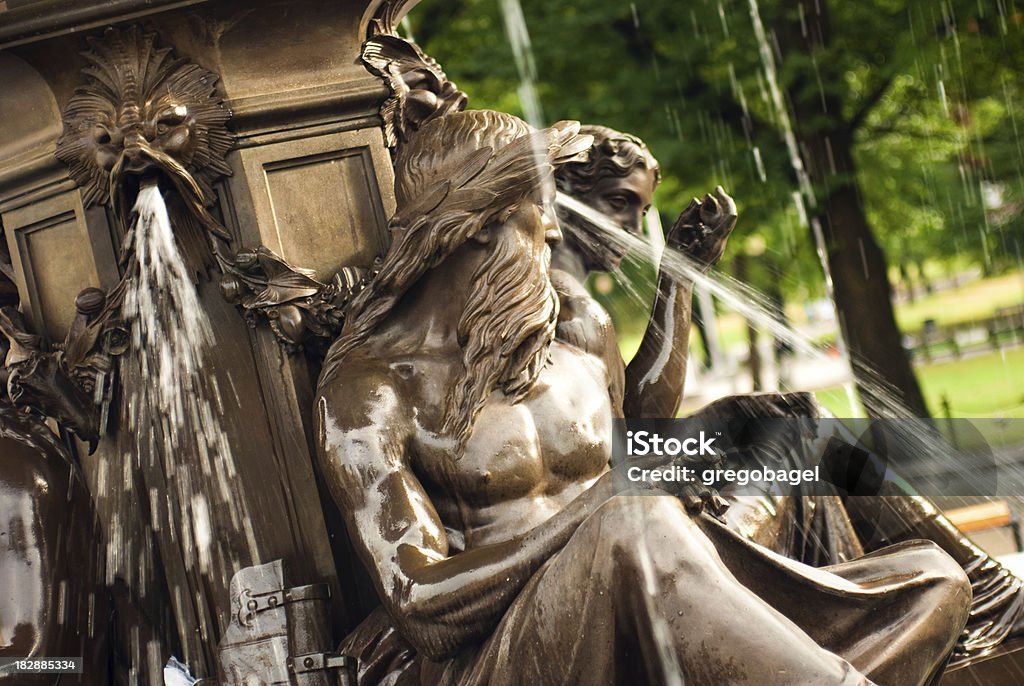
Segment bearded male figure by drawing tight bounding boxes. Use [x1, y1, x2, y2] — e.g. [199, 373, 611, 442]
[314, 109, 970, 686]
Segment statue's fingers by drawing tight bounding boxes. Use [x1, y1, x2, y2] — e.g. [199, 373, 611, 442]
[708, 494, 731, 517]
[699, 193, 720, 224]
[714, 186, 738, 218]
[681, 492, 705, 513]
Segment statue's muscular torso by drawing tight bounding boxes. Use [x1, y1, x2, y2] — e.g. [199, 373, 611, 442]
[354, 339, 615, 551]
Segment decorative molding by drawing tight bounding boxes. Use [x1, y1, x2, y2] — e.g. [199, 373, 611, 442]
[360, 0, 422, 40]
[0, 0, 209, 50]
[56, 25, 232, 209]
[55, 25, 234, 277]
[0, 287, 125, 449]
[220, 245, 376, 353]
[227, 78, 389, 142]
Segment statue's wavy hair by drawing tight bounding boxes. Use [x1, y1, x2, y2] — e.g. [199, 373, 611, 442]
[318, 110, 591, 442]
[555, 124, 660, 196]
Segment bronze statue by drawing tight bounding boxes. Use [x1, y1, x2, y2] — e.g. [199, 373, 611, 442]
[314, 109, 971, 686]
[0, 366, 109, 685]
[219, 246, 376, 353]
[362, 34, 470, 151]
[553, 124, 1024, 665]
[552, 125, 661, 279]
[552, 124, 733, 419]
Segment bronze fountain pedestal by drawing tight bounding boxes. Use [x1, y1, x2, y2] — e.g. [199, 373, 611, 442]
[0, 0, 416, 678]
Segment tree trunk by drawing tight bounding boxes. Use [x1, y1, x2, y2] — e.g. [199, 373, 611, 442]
[804, 129, 931, 417]
[776, 0, 931, 418]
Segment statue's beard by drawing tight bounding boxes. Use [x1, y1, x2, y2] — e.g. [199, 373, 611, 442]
[441, 234, 559, 446]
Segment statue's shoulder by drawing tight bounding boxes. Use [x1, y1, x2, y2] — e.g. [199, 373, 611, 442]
[317, 353, 406, 409]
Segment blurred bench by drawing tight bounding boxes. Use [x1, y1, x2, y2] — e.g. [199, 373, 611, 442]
[906, 304, 1024, 361]
[945, 500, 1023, 552]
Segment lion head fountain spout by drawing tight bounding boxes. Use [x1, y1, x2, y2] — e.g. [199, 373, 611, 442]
[56, 25, 234, 276]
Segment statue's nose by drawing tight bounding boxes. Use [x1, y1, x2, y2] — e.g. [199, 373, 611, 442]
[542, 206, 562, 244]
[121, 133, 148, 169]
[124, 132, 145, 153]
[625, 212, 643, 235]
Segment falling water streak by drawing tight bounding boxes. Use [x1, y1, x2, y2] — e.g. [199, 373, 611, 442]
[556, 189, 999, 492]
[746, 0, 861, 415]
[117, 185, 258, 666]
[499, 0, 545, 129]
[810, 217, 862, 417]
[646, 205, 666, 268]
[558, 191, 823, 361]
[636, 535, 686, 686]
[747, 0, 815, 206]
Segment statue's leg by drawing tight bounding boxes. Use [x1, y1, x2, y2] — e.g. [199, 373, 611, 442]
[722, 494, 866, 565]
[699, 513, 971, 686]
[845, 493, 1024, 660]
[430, 495, 882, 686]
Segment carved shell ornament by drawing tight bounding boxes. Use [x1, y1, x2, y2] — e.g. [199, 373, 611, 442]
[56, 25, 234, 260]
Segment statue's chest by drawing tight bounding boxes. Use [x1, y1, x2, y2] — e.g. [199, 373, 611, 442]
[410, 345, 613, 507]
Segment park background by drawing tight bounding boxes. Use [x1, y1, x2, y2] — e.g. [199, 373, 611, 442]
[403, 0, 1024, 557]
[402, 0, 1024, 427]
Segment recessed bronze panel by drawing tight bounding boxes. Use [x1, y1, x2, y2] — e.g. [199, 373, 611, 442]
[242, 128, 394, 279]
[4, 195, 99, 342]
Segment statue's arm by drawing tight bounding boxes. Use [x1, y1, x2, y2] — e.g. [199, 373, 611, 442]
[624, 188, 736, 418]
[315, 370, 614, 660]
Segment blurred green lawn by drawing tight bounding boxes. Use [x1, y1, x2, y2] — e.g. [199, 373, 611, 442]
[895, 274, 1024, 332]
[815, 347, 1024, 420]
[617, 273, 1024, 421]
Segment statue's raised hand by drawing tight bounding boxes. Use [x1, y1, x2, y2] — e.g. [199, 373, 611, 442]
[666, 186, 737, 273]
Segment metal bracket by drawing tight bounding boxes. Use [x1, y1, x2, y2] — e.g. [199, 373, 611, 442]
[238, 588, 286, 626]
[288, 652, 354, 674]
[237, 583, 332, 629]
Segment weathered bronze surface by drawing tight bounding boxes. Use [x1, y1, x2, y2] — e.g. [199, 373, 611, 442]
[0, 2, 417, 678]
[54, 24, 233, 277]
[217, 560, 354, 686]
[0, 398, 108, 685]
[362, 34, 468, 152]
[314, 109, 971, 685]
[220, 245, 377, 352]
[0, 8, 999, 685]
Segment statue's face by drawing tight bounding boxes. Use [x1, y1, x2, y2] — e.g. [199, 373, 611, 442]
[80, 98, 201, 177]
[56, 28, 233, 216]
[502, 192, 562, 270]
[563, 164, 657, 272]
[584, 165, 657, 237]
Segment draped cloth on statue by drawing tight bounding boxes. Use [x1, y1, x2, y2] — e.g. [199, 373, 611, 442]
[340, 503, 970, 686]
[697, 391, 1024, 662]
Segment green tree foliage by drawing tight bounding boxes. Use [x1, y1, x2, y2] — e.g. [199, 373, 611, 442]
[408, 0, 1024, 416]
